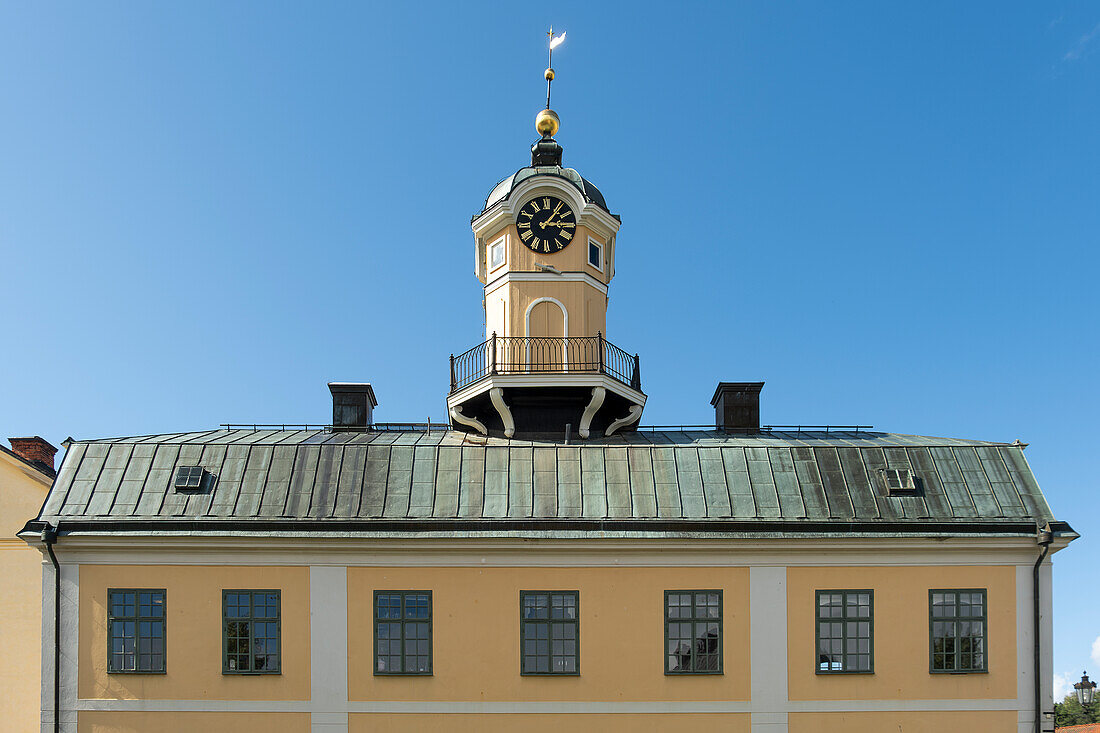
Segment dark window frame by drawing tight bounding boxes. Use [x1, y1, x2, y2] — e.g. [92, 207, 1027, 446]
[815, 589, 874, 674]
[929, 588, 988, 674]
[106, 588, 166, 674]
[664, 589, 723, 675]
[373, 590, 433, 676]
[520, 590, 579, 676]
[222, 589, 282, 675]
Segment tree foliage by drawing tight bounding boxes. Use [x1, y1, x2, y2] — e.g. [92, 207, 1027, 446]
[1055, 692, 1100, 727]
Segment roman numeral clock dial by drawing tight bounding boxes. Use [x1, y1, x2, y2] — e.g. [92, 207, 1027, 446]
[517, 196, 576, 253]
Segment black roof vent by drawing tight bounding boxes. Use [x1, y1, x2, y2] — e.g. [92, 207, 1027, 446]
[711, 382, 764, 433]
[329, 382, 378, 431]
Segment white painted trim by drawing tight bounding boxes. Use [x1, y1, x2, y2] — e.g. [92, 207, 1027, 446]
[472, 175, 621, 243]
[46, 540, 1043, 568]
[524, 296, 568, 339]
[750, 567, 788, 731]
[447, 372, 646, 408]
[44, 563, 79, 732]
[72, 697, 1028, 714]
[310, 566, 348, 732]
[586, 236, 604, 273]
[578, 387, 606, 439]
[488, 235, 507, 274]
[485, 270, 608, 296]
[1016, 563, 1033, 731]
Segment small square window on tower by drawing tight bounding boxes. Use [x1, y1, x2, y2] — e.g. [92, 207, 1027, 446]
[587, 237, 603, 271]
[489, 236, 506, 271]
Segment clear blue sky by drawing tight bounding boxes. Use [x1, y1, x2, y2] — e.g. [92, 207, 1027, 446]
[2, 1, 1097, 691]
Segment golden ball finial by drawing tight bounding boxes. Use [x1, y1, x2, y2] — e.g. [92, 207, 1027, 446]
[544, 67, 555, 81]
[535, 108, 560, 137]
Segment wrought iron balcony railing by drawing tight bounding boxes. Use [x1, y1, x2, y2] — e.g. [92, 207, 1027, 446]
[450, 332, 641, 394]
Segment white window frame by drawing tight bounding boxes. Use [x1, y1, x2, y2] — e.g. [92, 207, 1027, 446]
[587, 237, 604, 272]
[489, 236, 507, 273]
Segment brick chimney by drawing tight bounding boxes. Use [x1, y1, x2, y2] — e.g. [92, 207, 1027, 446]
[328, 383, 378, 431]
[8, 436, 58, 476]
[710, 382, 764, 433]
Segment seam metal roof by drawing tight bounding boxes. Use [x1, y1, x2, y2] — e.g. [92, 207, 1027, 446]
[32, 430, 1055, 533]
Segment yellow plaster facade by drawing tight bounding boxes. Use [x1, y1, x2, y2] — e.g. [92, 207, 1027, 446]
[349, 712, 751, 732]
[78, 565, 311, 701]
[78, 711, 311, 733]
[347, 565, 751, 703]
[0, 450, 51, 733]
[479, 216, 615, 340]
[787, 710, 1017, 732]
[786, 565, 1017, 701]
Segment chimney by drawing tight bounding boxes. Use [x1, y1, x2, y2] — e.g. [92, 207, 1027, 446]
[8, 436, 58, 476]
[328, 383, 378, 431]
[710, 382, 764, 433]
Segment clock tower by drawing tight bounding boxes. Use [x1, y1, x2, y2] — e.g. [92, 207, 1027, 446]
[446, 39, 647, 439]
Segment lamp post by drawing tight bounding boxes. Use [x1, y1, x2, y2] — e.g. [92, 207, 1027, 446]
[1075, 670, 1097, 706]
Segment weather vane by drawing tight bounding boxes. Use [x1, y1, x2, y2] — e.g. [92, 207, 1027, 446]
[545, 27, 566, 110]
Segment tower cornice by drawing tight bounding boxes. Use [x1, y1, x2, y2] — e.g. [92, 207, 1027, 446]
[472, 174, 621, 242]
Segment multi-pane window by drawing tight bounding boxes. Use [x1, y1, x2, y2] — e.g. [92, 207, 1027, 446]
[665, 590, 722, 674]
[816, 590, 873, 673]
[223, 590, 280, 674]
[107, 589, 165, 673]
[521, 591, 578, 675]
[930, 589, 987, 673]
[374, 591, 432, 675]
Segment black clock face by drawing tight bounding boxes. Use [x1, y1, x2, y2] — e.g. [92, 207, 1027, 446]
[517, 195, 576, 254]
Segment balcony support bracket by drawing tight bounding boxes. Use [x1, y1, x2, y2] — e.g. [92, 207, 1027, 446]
[489, 387, 515, 438]
[449, 406, 487, 436]
[606, 404, 644, 436]
[578, 386, 607, 439]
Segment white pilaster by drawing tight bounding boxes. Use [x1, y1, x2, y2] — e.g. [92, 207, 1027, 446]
[42, 562, 79, 733]
[310, 566, 349, 733]
[750, 566, 788, 732]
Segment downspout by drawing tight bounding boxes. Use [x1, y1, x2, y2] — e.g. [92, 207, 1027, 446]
[42, 523, 60, 733]
[1033, 526, 1052, 733]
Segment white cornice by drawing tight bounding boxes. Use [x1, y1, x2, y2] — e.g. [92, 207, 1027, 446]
[485, 271, 609, 296]
[446, 372, 646, 410]
[472, 175, 620, 242]
[37, 534, 1049, 567]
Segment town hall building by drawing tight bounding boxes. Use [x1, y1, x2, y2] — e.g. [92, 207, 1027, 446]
[20, 52, 1076, 733]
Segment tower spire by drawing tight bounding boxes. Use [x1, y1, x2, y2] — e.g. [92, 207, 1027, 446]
[533, 27, 565, 166]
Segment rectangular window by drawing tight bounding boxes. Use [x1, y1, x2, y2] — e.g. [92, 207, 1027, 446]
[816, 590, 873, 673]
[107, 589, 165, 673]
[223, 590, 281, 674]
[930, 589, 987, 673]
[665, 590, 722, 674]
[587, 237, 603, 271]
[374, 591, 432, 675]
[880, 468, 923, 496]
[521, 591, 578, 675]
[489, 236, 506, 271]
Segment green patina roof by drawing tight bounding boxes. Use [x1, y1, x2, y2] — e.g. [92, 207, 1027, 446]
[31, 429, 1057, 536]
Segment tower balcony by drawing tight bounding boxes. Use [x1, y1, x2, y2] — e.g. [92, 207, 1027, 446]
[447, 333, 646, 439]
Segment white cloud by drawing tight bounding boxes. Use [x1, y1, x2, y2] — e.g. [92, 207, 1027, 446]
[1092, 634, 1100, 667]
[1055, 671, 1072, 700]
[1064, 22, 1100, 61]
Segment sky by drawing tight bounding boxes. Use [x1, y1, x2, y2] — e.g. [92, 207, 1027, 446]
[1, 1, 1098, 693]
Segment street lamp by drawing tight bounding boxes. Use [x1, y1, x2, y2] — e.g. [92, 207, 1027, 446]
[1075, 670, 1097, 706]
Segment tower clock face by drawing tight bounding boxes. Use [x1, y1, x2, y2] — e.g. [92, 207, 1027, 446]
[517, 195, 576, 254]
